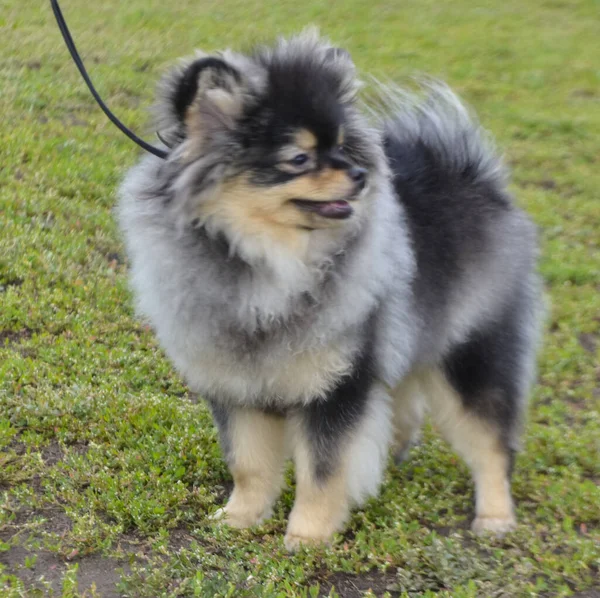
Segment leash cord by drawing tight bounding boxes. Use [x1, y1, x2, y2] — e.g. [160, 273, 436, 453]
[49, 0, 168, 159]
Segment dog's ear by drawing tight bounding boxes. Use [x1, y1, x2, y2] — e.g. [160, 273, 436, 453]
[173, 57, 245, 136]
[155, 56, 248, 147]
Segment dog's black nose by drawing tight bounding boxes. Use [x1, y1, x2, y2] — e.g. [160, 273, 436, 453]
[348, 166, 367, 190]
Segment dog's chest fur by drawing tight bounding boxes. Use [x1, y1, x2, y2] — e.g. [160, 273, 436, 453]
[118, 161, 411, 407]
[186, 336, 358, 406]
[147, 256, 365, 406]
[177, 253, 363, 405]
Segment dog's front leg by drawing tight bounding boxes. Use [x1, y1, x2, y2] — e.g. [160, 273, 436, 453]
[284, 423, 350, 551]
[284, 373, 392, 551]
[209, 404, 286, 528]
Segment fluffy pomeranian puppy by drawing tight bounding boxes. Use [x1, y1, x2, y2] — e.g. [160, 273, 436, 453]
[118, 31, 542, 550]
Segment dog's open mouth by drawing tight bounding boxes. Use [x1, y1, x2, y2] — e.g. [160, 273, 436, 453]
[290, 199, 354, 219]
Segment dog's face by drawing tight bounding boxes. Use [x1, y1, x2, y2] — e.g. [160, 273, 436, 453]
[156, 33, 382, 261]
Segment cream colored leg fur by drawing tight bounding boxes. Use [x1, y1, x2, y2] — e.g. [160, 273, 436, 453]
[214, 409, 287, 528]
[415, 368, 516, 534]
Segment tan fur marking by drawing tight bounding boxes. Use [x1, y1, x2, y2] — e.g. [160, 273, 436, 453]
[419, 369, 516, 534]
[215, 410, 286, 528]
[284, 424, 351, 551]
[275, 129, 318, 171]
[294, 129, 318, 151]
[200, 171, 357, 259]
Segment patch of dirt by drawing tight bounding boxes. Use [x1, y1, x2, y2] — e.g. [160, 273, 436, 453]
[41, 506, 73, 537]
[0, 505, 73, 544]
[320, 570, 402, 598]
[42, 441, 65, 467]
[0, 545, 66, 593]
[0, 276, 23, 291]
[0, 327, 34, 345]
[168, 528, 195, 553]
[578, 333, 597, 354]
[0, 470, 130, 596]
[77, 554, 131, 597]
[0, 544, 129, 597]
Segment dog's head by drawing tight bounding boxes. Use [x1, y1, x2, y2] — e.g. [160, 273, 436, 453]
[154, 31, 383, 264]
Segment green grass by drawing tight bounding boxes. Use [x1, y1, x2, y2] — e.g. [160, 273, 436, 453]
[1, 0, 599, 595]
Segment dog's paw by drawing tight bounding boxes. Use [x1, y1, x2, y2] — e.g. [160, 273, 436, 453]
[211, 505, 269, 529]
[471, 515, 516, 536]
[284, 514, 341, 551]
[283, 530, 332, 552]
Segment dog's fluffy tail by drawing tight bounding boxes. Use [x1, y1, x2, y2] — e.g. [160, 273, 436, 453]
[372, 81, 507, 192]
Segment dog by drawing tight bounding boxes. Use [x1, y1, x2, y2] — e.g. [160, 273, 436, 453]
[118, 30, 542, 551]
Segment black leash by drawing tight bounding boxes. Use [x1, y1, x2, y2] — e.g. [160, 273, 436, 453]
[49, 0, 168, 159]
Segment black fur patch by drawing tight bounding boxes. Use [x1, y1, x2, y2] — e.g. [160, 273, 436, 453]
[255, 54, 346, 149]
[386, 136, 509, 305]
[442, 292, 531, 448]
[301, 320, 376, 482]
[231, 52, 350, 182]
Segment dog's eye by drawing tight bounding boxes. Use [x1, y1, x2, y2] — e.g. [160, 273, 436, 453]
[289, 153, 309, 167]
[277, 152, 314, 174]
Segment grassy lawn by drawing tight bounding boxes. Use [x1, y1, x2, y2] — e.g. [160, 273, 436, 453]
[1, 0, 599, 595]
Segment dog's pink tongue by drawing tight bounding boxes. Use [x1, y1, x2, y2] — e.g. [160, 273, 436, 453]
[316, 200, 353, 219]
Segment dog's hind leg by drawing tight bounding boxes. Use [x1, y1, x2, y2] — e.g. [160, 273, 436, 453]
[209, 404, 287, 528]
[423, 368, 517, 534]
[422, 298, 537, 535]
